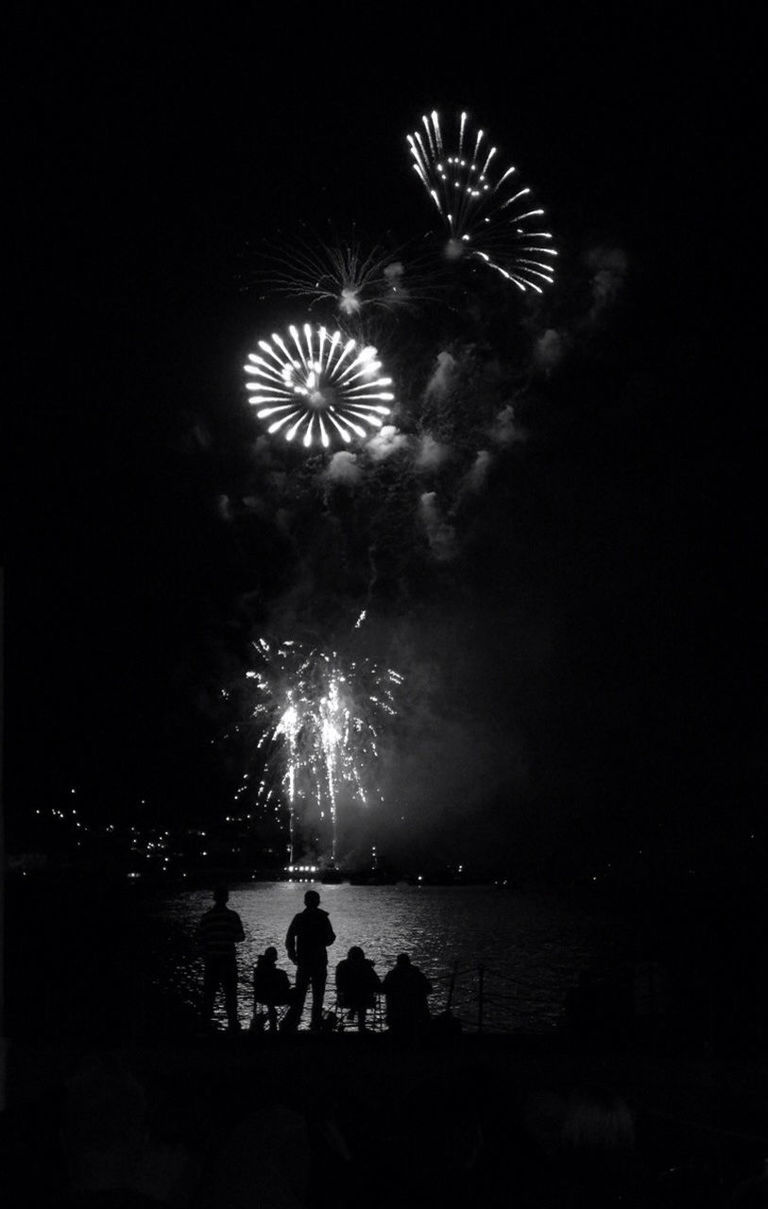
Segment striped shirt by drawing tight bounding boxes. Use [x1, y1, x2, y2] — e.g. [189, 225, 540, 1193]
[199, 906, 245, 957]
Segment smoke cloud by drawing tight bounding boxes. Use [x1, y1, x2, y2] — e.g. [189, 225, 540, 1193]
[415, 433, 452, 472]
[383, 261, 404, 285]
[466, 450, 492, 492]
[534, 328, 564, 374]
[366, 424, 409, 462]
[586, 245, 628, 320]
[425, 350, 458, 399]
[419, 492, 457, 562]
[322, 450, 361, 487]
[490, 405, 526, 447]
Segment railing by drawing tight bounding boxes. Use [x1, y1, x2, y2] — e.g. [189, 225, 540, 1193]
[428, 962, 543, 1034]
[329, 963, 537, 1035]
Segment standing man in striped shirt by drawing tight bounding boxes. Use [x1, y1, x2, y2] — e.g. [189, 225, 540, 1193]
[200, 885, 245, 1031]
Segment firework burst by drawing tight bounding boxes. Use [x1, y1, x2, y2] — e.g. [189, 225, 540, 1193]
[235, 636, 403, 863]
[262, 240, 440, 318]
[407, 109, 557, 293]
[244, 323, 395, 449]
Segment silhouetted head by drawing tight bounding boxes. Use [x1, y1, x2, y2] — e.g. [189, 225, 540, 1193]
[210, 1108, 310, 1205]
[304, 890, 320, 908]
[213, 884, 229, 906]
[396, 953, 411, 968]
[62, 1057, 149, 1189]
[348, 946, 364, 962]
[264, 947, 278, 963]
[561, 1088, 635, 1157]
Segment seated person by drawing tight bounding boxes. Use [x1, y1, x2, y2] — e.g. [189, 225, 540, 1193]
[335, 946, 381, 1031]
[382, 953, 432, 1040]
[252, 946, 292, 1031]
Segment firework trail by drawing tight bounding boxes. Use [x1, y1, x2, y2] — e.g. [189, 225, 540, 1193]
[261, 240, 441, 318]
[244, 323, 395, 449]
[234, 633, 403, 864]
[407, 109, 557, 293]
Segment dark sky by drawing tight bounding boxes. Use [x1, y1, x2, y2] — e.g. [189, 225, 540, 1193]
[4, 8, 761, 871]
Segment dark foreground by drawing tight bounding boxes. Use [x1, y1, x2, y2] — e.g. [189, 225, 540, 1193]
[5, 873, 768, 1203]
[4, 1030, 767, 1207]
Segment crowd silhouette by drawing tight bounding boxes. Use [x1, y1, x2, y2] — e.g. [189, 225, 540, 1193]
[15, 1049, 762, 1207]
[200, 887, 434, 1037]
[2, 885, 762, 1206]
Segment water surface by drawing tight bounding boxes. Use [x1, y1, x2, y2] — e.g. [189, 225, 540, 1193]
[143, 881, 628, 1032]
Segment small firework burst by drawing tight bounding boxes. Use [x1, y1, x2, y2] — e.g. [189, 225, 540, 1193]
[261, 240, 439, 317]
[407, 109, 557, 293]
[235, 637, 403, 863]
[244, 323, 395, 448]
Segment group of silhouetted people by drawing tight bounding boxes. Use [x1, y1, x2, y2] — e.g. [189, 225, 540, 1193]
[48, 1050, 766, 1209]
[199, 886, 433, 1037]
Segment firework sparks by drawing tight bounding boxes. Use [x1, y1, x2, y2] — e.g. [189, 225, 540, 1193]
[261, 241, 438, 318]
[236, 638, 403, 863]
[407, 109, 557, 293]
[244, 323, 395, 448]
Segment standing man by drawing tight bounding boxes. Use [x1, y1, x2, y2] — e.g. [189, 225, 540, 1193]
[284, 889, 336, 1031]
[200, 884, 245, 1031]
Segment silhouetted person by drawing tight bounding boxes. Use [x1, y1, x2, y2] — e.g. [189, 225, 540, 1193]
[335, 945, 381, 1031]
[559, 1087, 637, 1200]
[206, 1107, 310, 1209]
[199, 884, 245, 1031]
[284, 889, 336, 1030]
[252, 945, 292, 1031]
[61, 1057, 148, 1205]
[382, 952, 432, 1041]
[61, 1056, 198, 1206]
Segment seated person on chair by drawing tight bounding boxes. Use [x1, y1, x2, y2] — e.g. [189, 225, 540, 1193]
[252, 946, 292, 1032]
[382, 953, 432, 1040]
[335, 946, 381, 1031]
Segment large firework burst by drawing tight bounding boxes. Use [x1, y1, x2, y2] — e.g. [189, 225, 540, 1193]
[261, 240, 439, 318]
[234, 635, 403, 863]
[407, 109, 557, 293]
[244, 323, 395, 448]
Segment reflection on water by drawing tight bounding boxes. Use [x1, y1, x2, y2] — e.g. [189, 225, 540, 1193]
[144, 882, 628, 1032]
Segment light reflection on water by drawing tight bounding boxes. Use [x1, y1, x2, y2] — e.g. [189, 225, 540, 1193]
[146, 882, 627, 1032]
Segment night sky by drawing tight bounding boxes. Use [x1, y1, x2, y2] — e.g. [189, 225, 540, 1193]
[5, 9, 760, 875]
